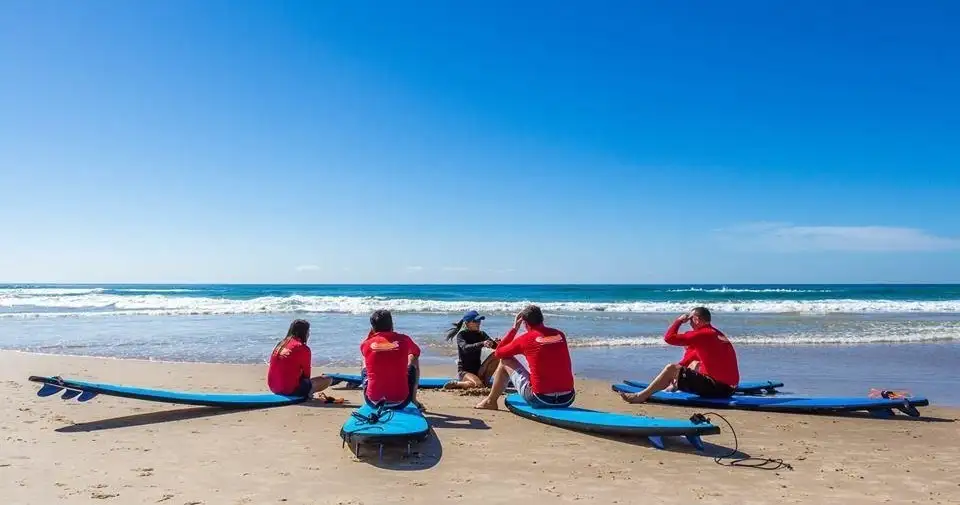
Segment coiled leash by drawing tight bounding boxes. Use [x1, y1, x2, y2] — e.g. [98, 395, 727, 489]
[690, 412, 794, 471]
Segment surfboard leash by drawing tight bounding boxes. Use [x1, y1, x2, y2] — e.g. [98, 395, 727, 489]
[691, 412, 794, 471]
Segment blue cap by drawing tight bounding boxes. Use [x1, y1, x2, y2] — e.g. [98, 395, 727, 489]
[462, 310, 485, 322]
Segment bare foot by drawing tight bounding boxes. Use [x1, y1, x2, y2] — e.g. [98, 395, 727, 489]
[442, 380, 459, 390]
[620, 392, 648, 404]
[474, 399, 498, 410]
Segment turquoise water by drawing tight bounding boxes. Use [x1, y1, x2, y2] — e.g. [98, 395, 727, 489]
[2, 284, 959, 405]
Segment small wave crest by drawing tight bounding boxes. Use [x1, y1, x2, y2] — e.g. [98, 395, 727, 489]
[568, 330, 960, 347]
[0, 287, 105, 296]
[666, 287, 833, 294]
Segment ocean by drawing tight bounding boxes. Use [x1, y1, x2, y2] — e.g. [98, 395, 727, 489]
[2, 284, 959, 405]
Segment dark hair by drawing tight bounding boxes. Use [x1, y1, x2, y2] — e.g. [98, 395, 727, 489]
[370, 309, 394, 332]
[691, 306, 712, 322]
[519, 305, 544, 326]
[286, 319, 311, 343]
[444, 319, 465, 341]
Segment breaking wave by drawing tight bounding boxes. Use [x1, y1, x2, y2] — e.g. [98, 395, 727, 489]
[2, 292, 960, 318]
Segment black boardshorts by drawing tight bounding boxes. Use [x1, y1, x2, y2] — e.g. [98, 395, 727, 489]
[676, 367, 736, 398]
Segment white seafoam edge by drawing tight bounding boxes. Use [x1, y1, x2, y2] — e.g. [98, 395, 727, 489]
[3, 290, 960, 317]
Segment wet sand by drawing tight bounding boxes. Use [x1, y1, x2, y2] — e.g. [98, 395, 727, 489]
[1, 350, 958, 505]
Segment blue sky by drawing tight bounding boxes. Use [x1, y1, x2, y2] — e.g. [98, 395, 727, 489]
[1, 1, 958, 284]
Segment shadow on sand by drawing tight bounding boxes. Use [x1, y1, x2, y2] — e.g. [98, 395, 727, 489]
[344, 427, 442, 471]
[55, 401, 353, 433]
[424, 411, 491, 431]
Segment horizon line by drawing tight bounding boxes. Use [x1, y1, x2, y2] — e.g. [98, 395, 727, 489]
[2, 281, 959, 287]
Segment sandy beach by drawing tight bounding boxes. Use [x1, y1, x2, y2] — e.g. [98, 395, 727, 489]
[1, 351, 957, 505]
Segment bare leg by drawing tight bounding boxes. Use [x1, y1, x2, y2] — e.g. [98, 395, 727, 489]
[443, 372, 485, 390]
[309, 375, 334, 397]
[666, 361, 697, 392]
[475, 358, 520, 410]
[463, 372, 484, 388]
[620, 364, 681, 404]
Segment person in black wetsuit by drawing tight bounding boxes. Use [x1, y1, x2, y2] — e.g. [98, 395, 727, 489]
[442, 310, 498, 389]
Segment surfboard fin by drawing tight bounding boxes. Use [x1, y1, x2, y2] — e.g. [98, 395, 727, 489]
[895, 402, 921, 417]
[37, 384, 64, 397]
[647, 435, 665, 450]
[77, 391, 99, 402]
[685, 435, 705, 451]
[60, 389, 82, 400]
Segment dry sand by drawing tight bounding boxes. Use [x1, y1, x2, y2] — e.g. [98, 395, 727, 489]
[1, 350, 958, 505]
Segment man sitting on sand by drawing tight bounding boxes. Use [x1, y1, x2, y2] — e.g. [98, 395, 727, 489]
[620, 307, 739, 404]
[361, 309, 425, 411]
[475, 305, 575, 410]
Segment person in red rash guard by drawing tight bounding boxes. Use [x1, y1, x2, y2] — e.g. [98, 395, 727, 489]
[266, 319, 333, 398]
[620, 307, 740, 404]
[360, 309, 425, 411]
[475, 305, 576, 410]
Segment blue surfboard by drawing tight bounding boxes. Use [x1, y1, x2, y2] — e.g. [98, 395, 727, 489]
[612, 383, 928, 417]
[624, 378, 783, 395]
[327, 373, 453, 389]
[28, 375, 307, 408]
[327, 372, 508, 389]
[340, 402, 430, 458]
[504, 394, 719, 450]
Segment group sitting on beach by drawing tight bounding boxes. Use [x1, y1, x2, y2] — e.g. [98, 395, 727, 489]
[266, 303, 740, 410]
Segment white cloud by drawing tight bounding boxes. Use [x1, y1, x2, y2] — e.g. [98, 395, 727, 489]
[489, 268, 517, 273]
[441, 266, 469, 272]
[715, 223, 960, 252]
[405, 266, 425, 272]
[295, 265, 320, 272]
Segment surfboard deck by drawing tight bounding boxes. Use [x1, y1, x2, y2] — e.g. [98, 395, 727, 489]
[327, 373, 452, 389]
[612, 383, 928, 417]
[504, 393, 719, 450]
[327, 372, 508, 389]
[624, 379, 783, 395]
[340, 402, 430, 458]
[28, 375, 308, 408]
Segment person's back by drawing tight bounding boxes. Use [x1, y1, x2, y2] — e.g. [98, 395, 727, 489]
[361, 330, 419, 403]
[360, 309, 422, 407]
[266, 319, 333, 399]
[478, 305, 576, 410]
[267, 337, 310, 394]
[619, 307, 738, 405]
[665, 320, 739, 388]
[503, 325, 574, 395]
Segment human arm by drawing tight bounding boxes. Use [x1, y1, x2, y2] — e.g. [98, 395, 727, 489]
[294, 345, 312, 378]
[677, 346, 699, 367]
[407, 335, 421, 358]
[457, 333, 487, 352]
[664, 318, 714, 346]
[493, 329, 524, 358]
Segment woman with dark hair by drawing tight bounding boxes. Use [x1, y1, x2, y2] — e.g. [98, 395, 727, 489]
[266, 319, 334, 398]
[442, 310, 497, 390]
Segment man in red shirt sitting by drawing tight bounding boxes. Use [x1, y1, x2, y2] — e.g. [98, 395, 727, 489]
[620, 307, 740, 404]
[360, 309, 425, 411]
[475, 305, 576, 410]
